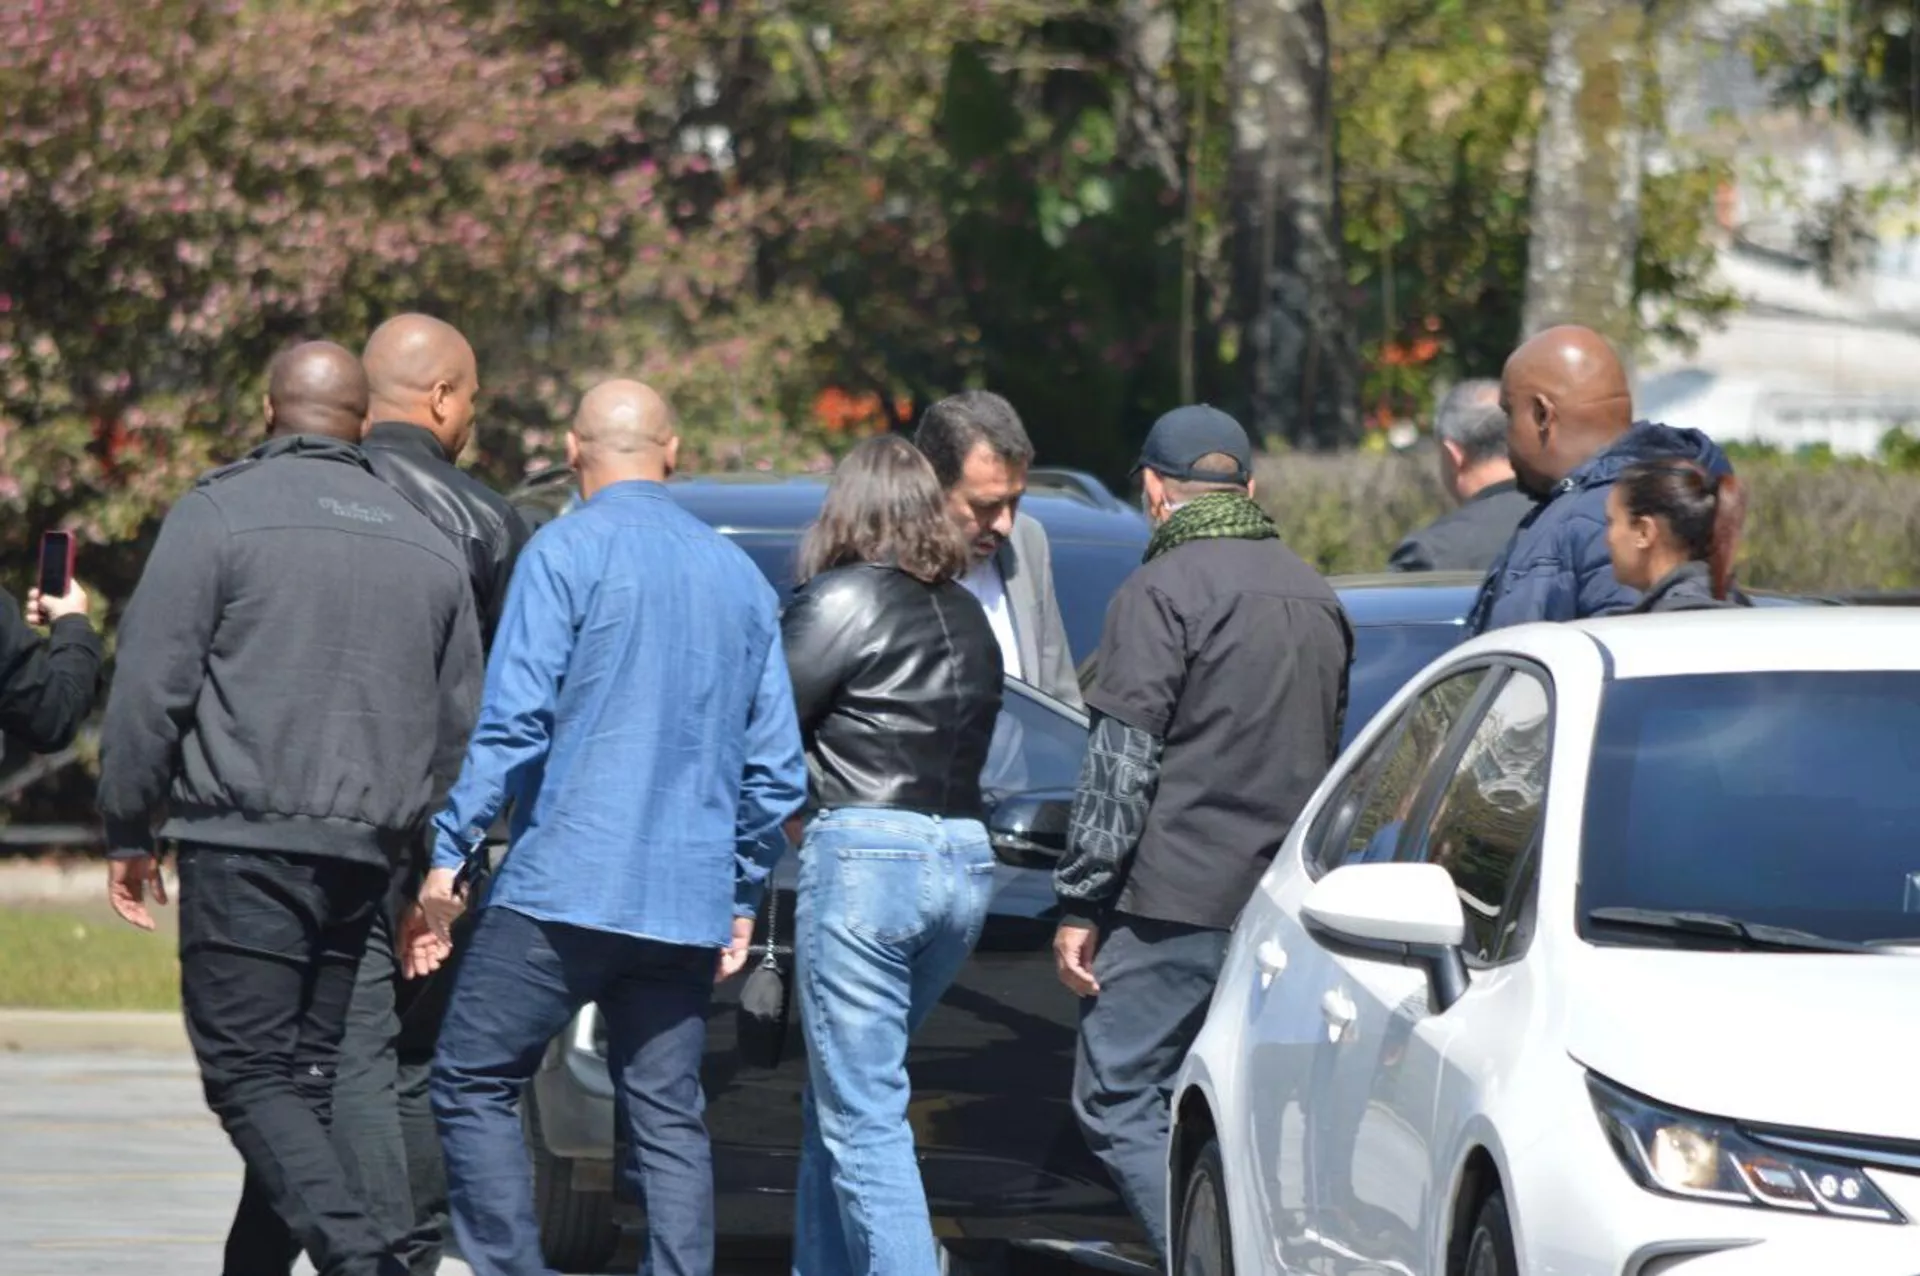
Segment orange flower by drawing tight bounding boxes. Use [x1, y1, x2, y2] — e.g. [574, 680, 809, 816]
[813, 386, 892, 435]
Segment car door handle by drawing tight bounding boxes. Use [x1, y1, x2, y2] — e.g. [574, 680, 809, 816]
[1255, 940, 1288, 987]
[1321, 988, 1357, 1041]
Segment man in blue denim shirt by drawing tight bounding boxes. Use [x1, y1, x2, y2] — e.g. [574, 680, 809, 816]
[415, 379, 807, 1276]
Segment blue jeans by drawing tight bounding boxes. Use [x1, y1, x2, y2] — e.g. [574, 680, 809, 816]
[790, 810, 997, 1276]
[431, 905, 715, 1276]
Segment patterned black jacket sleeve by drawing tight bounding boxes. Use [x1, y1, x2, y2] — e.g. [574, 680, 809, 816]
[1053, 711, 1163, 922]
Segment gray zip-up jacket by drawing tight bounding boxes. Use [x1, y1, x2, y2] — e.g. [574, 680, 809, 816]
[98, 435, 483, 866]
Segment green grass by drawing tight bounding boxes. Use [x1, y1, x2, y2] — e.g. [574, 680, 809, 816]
[0, 903, 179, 1010]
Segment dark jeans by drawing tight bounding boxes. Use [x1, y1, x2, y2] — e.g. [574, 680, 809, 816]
[432, 904, 717, 1276]
[177, 845, 406, 1276]
[1071, 914, 1230, 1261]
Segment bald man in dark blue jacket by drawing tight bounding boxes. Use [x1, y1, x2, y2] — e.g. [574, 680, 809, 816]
[1468, 325, 1733, 634]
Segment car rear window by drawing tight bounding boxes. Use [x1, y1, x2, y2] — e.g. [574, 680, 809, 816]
[1344, 622, 1469, 748]
[1049, 541, 1146, 664]
[1580, 671, 1920, 946]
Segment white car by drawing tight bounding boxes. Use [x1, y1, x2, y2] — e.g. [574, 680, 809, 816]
[1171, 610, 1920, 1276]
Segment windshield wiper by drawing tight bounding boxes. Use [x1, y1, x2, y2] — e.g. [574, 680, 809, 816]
[1586, 907, 1865, 953]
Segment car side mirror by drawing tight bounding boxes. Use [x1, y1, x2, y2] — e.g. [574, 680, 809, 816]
[987, 790, 1074, 868]
[1301, 862, 1471, 1012]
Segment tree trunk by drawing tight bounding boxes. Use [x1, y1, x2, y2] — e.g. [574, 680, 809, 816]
[1522, 0, 1648, 348]
[1118, 0, 1185, 191]
[1225, 0, 1359, 449]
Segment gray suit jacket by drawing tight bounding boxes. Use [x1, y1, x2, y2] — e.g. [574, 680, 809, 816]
[993, 512, 1082, 708]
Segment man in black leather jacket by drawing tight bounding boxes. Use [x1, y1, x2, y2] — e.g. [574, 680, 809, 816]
[350, 313, 527, 1275]
[361, 314, 529, 645]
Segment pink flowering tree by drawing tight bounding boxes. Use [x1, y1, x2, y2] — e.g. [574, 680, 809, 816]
[0, 0, 846, 609]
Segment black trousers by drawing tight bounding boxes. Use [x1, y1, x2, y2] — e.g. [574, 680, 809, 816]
[176, 845, 407, 1276]
[389, 898, 481, 1274]
[258, 854, 488, 1276]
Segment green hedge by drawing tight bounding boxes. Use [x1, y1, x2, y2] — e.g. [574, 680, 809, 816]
[1253, 450, 1920, 594]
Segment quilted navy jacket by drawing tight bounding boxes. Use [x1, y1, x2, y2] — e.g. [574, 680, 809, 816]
[1466, 422, 1733, 634]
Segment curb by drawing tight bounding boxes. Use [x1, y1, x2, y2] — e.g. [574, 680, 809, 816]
[0, 860, 179, 906]
[0, 1008, 189, 1054]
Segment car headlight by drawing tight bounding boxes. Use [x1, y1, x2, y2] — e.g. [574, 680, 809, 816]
[1587, 1073, 1905, 1223]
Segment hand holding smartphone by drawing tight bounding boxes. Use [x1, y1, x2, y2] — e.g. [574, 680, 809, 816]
[38, 531, 74, 598]
[26, 531, 88, 627]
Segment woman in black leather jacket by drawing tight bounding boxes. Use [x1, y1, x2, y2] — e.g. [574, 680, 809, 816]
[780, 434, 1004, 1276]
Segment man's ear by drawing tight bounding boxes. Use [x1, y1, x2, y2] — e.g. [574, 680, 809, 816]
[262, 394, 275, 433]
[664, 435, 682, 477]
[564, 431, 581, 471]
[1531, 393, 1554, 442]
[1141, 468, 1173, 520]
[429, 379, 452, 425]
[1441, 438, 1466, 472]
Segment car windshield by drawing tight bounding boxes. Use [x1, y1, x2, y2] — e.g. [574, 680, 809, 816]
[1580, 671, 1920, 947]
[1344, 623, 1468, 748]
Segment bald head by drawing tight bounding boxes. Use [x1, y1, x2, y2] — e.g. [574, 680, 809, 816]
[567, 379, 680, 491]
[1501, 325, 1633, 496]
[361, 313, 480, 457]
[266, 342, 369, 442]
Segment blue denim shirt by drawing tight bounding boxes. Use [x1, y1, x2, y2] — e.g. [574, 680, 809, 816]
[430, 480, 807, 947]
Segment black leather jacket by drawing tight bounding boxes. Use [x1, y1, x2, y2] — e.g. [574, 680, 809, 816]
[363, 423, 529, 647]
[781, 563, 1004, 819]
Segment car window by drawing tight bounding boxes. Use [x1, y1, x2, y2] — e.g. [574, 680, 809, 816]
[980, 681, 1089, 802]
[1344, 623, 1470, 749]
[1411, 669, 1550, 963]
[1581, 671, 1920, 946]
[1306, 668, 1489, 877]
[1050, 540, 1149, 665]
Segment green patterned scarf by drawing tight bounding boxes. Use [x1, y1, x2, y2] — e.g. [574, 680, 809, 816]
[1144, 490, 1279, 562]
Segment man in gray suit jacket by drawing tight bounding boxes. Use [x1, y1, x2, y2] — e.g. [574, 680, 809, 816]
[916, 391, 1082, 707]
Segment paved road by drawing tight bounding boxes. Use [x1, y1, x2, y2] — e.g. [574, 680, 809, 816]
[0, 1050, 1093, 1276]
[0, 1052, 668, 1275]
[0, 1052, 462, 1276]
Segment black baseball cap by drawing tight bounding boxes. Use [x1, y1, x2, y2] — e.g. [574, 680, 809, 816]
[1133, 404, 1254, 484]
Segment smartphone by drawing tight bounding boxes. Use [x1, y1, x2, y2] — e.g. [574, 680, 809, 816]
[37, 531, 75, 598]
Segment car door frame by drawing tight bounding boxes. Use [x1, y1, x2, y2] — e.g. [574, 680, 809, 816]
[1239, 656, 1505, 1273]
[1398, 656, 1555, 972]
[1294, 656, 1557, 1275]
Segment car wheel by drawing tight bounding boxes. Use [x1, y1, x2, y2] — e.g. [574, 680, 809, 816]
[1174, 1139, 1233, 1276]
[524, 1091, 619, 1273]
[1462, 1190, 1517, 1276]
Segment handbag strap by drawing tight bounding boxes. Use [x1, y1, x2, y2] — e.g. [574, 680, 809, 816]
[757, 883, 779, 971]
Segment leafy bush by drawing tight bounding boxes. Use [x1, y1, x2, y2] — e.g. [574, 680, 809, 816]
[1255, 450, 1920, 593]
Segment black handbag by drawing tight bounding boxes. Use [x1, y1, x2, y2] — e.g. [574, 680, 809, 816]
[735, 889, 796, 1069]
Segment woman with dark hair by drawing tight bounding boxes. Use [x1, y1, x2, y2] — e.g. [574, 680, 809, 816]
[1605, 458, 1751, 612]
[781, 433, 1004, 1276]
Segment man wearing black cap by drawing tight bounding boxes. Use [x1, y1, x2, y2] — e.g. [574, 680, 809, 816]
[1051, 405, 1351, 1259]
